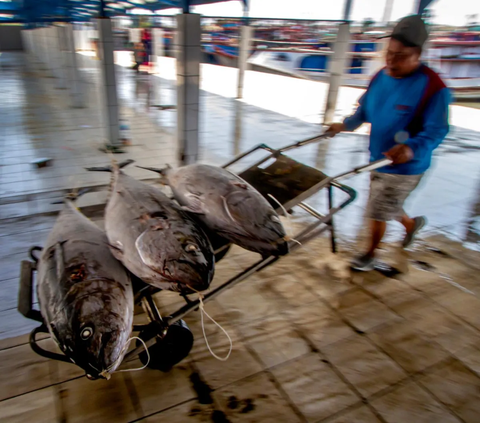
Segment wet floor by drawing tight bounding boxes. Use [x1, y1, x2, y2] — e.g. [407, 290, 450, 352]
[1, 233, 480, 422]
[0, 51, 480, 422]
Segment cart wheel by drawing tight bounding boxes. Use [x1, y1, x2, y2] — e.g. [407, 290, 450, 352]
[136, 320, 194, 372]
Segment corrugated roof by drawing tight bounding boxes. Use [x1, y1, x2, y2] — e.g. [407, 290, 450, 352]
[0, 0, 246, 24]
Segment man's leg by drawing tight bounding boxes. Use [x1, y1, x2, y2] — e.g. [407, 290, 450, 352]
[351, 173, 388, 270]
[352, 172, 425, 270]
[401, 209, 427, 248]
[400, 212, 416, 233]
[366, 220, 387, 257]
[397, 173, 426, 248]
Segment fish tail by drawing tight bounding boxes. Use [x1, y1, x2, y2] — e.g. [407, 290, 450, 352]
[136, 164, 170, 184]
[51, 188, 90, 205]
[85, 159, 135, 173]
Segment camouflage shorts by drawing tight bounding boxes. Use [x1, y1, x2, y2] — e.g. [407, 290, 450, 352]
[366, 171, 423, 222]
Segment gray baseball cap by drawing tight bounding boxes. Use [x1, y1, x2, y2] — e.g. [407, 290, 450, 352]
[380, 15, 428, 48]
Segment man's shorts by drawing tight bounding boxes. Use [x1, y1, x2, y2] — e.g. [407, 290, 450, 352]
[366, 171, 423, 222]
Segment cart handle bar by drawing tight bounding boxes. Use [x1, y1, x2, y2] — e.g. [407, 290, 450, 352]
[278, 132, 333, 153]
[333, 158, 393, 181]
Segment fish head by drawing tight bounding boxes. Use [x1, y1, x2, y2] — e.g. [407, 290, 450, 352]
[56, 280, 132, 380]
[135, 220, 215, 292]
[222, 191, 289, 256]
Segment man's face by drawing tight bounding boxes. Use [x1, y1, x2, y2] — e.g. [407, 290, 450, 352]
[385, 38, 421, 78]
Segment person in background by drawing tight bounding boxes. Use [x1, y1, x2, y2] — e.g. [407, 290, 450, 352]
[142, 28, 152, 68]
[132, 42, 144, 72]
[327, 15, 451, 271]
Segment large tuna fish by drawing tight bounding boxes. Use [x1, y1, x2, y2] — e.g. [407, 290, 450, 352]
[86, 160, 214, 292]
[37, 194, 133, 380]
[138, 163, 289, 257]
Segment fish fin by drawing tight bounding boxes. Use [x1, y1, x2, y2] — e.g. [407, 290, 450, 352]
[51, 188, 91, 205]
[181, 194, 205, 214]
[118, 159, 135, 169]
[86, 159, 134, 173]
[136, 165, 169, 184]
[108, 242, 124, 261]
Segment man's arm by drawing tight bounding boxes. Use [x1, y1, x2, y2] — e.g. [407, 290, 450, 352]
[343, 92, 367, 132]
[385, 88, 451, 164]
[327, 92, 367, 135]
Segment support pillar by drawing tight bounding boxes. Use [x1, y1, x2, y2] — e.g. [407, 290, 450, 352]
[343, 0, 353, 21]
[21, 29, 34, 72]
[36, 27, 46, 70]
[36, 28, 43, 63]
[20, 29, 30, 55]
[44, 27, 54, 76]
[382, 0, 394, 24]
[152, 27, 164, 74]
[174, 13, 201, 165]
[33, 28, 39, 59]
[64, 24, 84, 108]
[52, 26, 67, 89]
[415, 0, 434, 15]
[28, 29, 36, 62]
[97, 17, 121, 149]
[236, 25, 253, 99]
[322, 23, 351, 125]
[233, 100, 244, 156]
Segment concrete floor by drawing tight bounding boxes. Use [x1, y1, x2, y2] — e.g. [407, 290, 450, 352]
[0, 51, 480, 422]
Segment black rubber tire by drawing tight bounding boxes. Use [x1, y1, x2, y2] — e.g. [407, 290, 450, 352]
[136, 320, 194, 372]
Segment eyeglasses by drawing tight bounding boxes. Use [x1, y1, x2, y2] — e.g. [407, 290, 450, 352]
[386, 50, 414, 61]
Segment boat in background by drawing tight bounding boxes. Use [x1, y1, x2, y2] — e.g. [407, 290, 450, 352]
[199, 21, 480, 99]
[111, 17, 480, 99]
[426, 33, 480, 98]
[246, 33, 480, 99]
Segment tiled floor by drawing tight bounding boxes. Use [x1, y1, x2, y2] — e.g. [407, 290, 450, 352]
[0, 50, 480, 422]
[1, 236, 480, 422]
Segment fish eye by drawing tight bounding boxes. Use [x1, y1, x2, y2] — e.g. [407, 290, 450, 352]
[271, 215, 281, 223]
[185, 243, 198, 253]
[80, 327, 93, 340]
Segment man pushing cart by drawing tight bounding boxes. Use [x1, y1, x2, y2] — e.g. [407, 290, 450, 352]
[327, 15, 451, 271]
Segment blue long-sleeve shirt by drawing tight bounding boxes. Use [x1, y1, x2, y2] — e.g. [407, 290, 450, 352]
[343, 65, 451, 175]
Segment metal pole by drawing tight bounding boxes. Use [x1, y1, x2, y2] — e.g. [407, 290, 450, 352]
[64, 23, 84, 108]
[343, 0, 353, 21]
[382, 0, 394, 25]
[97, 17, 122, 150]
[99, 0, 107, 18]
[175, 12, 201, 165]
[322, 22, 351, 124]
[415, 0, 434, 15]
[236, 4, 252, 99]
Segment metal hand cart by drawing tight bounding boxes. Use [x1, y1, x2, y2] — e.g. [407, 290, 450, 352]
[18, 135, 392, 376]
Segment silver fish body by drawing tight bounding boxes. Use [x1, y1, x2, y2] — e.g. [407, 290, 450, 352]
[163, 164, 288, 256]
[37, 201, 133, 380]
[103, 168, 214, 292]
